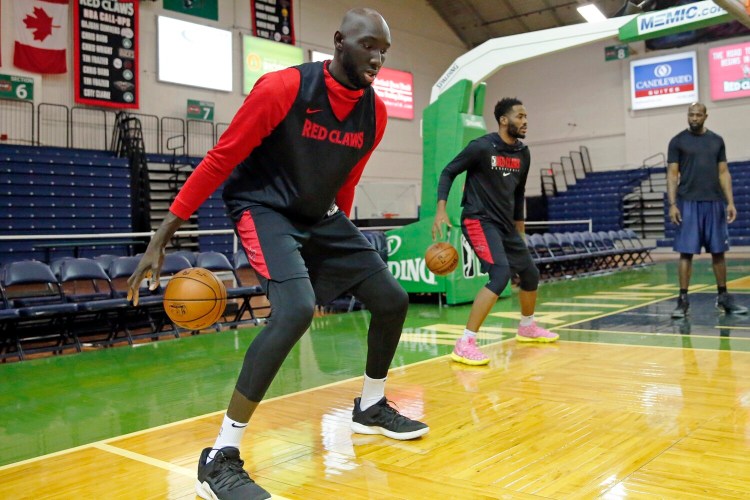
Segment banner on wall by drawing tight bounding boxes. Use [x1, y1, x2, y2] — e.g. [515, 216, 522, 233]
[308, 50, 414, 119]
[709, 40, 750, 101]
[242, 35, 302, 94]
[13, 0, 69, 74]
[373, 68, 414, 120]
[251, 0, 295, 45]
[164, 0, 217, 21]
[74, 0, 139, 108]
[630, 51, 698, 110]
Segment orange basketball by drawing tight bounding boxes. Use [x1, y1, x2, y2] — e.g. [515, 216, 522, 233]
[425, 242, 459, 276]
[163, 267, 227, 330]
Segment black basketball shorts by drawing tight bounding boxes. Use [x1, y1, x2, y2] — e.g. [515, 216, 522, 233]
[235, 205, 387, 304]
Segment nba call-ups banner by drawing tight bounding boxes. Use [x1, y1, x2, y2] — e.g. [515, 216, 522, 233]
[74, 0, 138, 108]
[251, 0, 295, 45]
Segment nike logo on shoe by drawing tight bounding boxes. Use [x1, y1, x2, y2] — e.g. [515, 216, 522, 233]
[306, 108, 322, 114]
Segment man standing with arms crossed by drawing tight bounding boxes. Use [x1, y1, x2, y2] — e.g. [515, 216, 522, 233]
[128, 9, 428, 500]
[432, 98, 558, 366]
[668, 102, 747, 318]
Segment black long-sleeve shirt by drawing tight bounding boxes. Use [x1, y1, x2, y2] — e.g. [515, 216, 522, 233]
[437, 132, 530, 231]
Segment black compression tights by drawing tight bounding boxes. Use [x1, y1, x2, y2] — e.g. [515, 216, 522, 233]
[235, 269, 409, 401]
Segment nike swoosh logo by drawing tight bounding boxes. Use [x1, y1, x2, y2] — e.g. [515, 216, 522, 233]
[231, 423, 248, 428]
[503, 172, 512, 177]
[306, 108, 322, 114]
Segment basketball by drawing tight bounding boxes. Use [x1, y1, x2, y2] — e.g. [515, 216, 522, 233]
[163, 267, 227, 330]
[425, 242, 459, 276]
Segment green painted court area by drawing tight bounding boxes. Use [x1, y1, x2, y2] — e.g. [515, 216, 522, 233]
[3, 260, 750, 467]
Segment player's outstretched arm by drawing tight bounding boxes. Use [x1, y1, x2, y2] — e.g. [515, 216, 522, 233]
[127, 212, 186, 306]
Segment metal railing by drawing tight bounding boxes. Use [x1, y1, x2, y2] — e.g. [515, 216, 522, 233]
[619, 152, 667, 236]
[0, 98, 229, 155]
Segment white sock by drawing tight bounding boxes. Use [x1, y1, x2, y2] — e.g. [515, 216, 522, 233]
[462, 328, 477, 341]
[520, 314, 534, 327]
[359, 375, 386, 411]
[208, 414, 248, 462]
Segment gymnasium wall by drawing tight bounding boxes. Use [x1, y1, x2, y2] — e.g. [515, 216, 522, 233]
[482, 34, 750, 197]
[0, 0, 465, 209]
[3, 1, 749, 205]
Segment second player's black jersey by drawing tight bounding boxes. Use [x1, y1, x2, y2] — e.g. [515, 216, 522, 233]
[437, 132, 530, 231]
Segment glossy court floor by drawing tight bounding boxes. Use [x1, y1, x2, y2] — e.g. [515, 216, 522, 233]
[2, 258, 750, 498]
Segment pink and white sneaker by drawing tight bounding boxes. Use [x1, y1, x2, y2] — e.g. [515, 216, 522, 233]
[451, 337, 490, 366]
[516, 322, 559, 343]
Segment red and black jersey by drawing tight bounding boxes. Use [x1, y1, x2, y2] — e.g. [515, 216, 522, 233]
[170, 61, 387, 223]
[223, 62, 375, 222]
[437, 132, 530, 231]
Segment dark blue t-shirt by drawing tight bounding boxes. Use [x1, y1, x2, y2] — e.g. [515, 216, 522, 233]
[667, 129, 726, 202]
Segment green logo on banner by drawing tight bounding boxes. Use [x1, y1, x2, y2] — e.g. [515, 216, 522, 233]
[187, 99, 214, 121]
[0, 74, 34, 101]
[242, 35, 303, 94]
[164, 0, 218, 21]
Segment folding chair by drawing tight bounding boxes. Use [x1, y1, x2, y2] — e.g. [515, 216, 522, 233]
[233, 250, 271, 321]
[543, 232, 577, 276]
[0, 283, 21, 360]
[2, 260, 79, 359]
[623, 229, 655, 264]
[569, 232, 605, 273]
[528, 233, 561, 278]
[196, 252, 265, 326]
[108, 255, 190, 341]
[592, 231, 623, 268]
[556, 232, 595, 274]
[170, 250, 198, 267]
[58, 258, 130, 346]
[608, 230, 636, 267]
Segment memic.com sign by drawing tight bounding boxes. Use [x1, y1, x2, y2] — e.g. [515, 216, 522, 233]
[630, 51, 697, 110]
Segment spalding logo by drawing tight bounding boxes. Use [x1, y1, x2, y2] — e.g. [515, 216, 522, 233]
[169, 304, 187, 316]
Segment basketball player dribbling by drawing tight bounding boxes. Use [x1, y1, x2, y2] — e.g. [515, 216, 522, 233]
[127, 9, 428, 500]
[432, 98, 558, 367]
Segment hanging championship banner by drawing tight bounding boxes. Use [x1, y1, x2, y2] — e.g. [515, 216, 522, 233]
[73, 0, 139, 108]
[251, 0, 295, 45]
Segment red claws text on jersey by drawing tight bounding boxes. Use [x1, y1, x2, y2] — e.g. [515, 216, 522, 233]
[301, 118, 364, 148]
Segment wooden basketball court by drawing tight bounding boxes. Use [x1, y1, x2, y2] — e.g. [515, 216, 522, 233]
[2, 260, 750, 498]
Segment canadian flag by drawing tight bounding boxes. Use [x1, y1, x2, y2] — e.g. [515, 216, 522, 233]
[14, 0, 69, 74]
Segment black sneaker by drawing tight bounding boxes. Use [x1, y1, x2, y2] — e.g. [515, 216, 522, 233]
[196, 447, 270, 500]
[351, 397, 429, 440]
[671, 295, 689, 319]
[716, 292, 749, 314]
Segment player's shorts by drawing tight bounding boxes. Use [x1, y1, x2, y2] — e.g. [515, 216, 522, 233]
[672, 200, 729, 255]
[235, 205, 387, 304]
[461, 217, 535, 273]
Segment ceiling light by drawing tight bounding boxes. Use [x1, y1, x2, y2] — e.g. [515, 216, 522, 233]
[577, 3, 607, 23]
